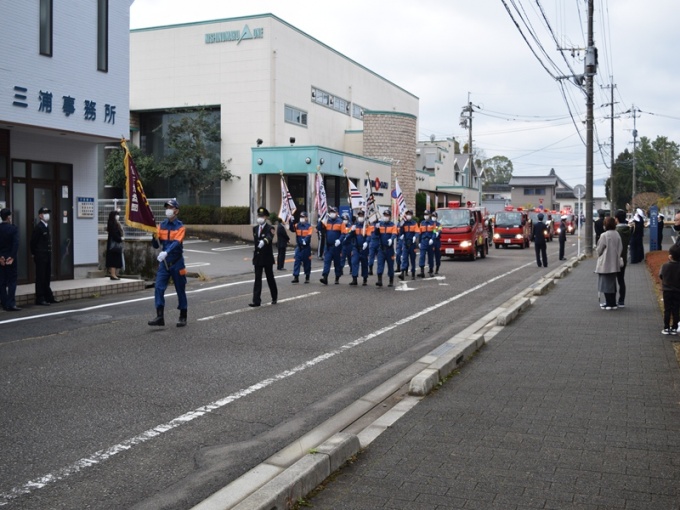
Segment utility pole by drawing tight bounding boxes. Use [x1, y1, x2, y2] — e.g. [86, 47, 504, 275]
[631, 105, 638, 211]
[602, 81, 617, 209]
[460, 93, 477, 203]
[584, 0, 596, 256]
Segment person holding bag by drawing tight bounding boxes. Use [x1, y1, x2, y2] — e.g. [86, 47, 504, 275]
[105, 210, 124, 280]
[595, 216, 623, 310]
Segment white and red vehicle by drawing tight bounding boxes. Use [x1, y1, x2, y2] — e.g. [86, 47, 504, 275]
[436, 201, 488, 261]
[492, 207, 531, 249]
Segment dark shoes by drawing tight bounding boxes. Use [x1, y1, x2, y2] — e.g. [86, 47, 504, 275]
[248, 302, 261, 307]
[4, 306, 22, 312]
[36, 301, 50, 306]
[48, 298, 61, 303]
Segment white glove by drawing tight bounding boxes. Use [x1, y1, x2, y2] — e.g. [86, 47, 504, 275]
[257, 240, 265, 249]
[362, 242, 368, 250]
[351, 225, 356, 231]
[399, 234, 404, 240]
[435, 231, 440, 237]
[412, 236, 417, 243]
[388, 239, 393, 247]
[301, 239, 306, 246]
[157, 251, 167, 262]
[334, 239, 341, 247]
[428, 239, 434, 246]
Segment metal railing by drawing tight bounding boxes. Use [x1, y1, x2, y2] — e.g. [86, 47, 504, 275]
[98, 198, 171, 239]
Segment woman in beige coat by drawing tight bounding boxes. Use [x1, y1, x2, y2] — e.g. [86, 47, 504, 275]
[596, 216, 623, 309]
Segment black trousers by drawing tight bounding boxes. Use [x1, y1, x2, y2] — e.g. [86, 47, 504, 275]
[276, 246, 287, 269]
[252, 264, 277, 305]
[34, 254, 54, 303]
[559, 238, 566, 260]
[616, 265, 626, 305]
[534, 244, 547, 267]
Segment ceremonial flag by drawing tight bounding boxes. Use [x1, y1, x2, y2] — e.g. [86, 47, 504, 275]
[364, 174, 379, 224]
[314, 172, 328, 223]
[278, 175, 297, 223]
[426, 193, 431, 212]
[347, 176, 364, 210]
[122, 139, 156, 234]
[392, 178, 407, 221]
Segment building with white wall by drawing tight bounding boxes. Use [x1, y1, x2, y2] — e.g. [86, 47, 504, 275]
[129, 14, 420, 218]
[0, 0, 133, 283]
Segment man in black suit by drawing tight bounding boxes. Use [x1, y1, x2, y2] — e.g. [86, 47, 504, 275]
[30, 207, 60, 305]
[250, 207, 278, 307]
[275, 219, 290, 270]
[0, 208, 21, 311]
[531, 212, 548, 268]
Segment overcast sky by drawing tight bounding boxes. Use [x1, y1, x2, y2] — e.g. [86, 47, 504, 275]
[130, 0, 679, 188]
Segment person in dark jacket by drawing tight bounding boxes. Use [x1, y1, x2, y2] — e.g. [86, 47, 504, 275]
[0, 208, 21, 311]
[659, 244, 680, 334]
[105, 210, 124, 280]
[594, 209, 605, 246]
[558, 214, 568, 260]
[531, 213, 548, 268]
[629, 208, 645, 263]
[275, 219, 290, 270]
[250, 207, 278, 307]
[30, 207, 60, 306]
[658, 214, 664, 250]
[615, 209, 632, 308]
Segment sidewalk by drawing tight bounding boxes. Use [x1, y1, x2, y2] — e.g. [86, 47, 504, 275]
[308, 258, 680, 509]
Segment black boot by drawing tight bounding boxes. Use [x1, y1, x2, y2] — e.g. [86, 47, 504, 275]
[349, 277, 358, 286]
[292, 276, 299, 283]
[396, 263, 401, 273]
[375, 275, 383, 287]
[388, 277, 394, 287]
[435, 265, 440, 275]
[368, 266, 373, 276]
[398, 270, 406, 281]
[148, 307, 164, 326]
[428, 268, 434, 277]
[177, 309, 187, 327]
[362, 277, 368, 286]
[320, 274, 328, 285]
[304, 274, 310, 284]
[335, 276, 340, 284]
[418, 267, 425, 278]
[411, 270, 416, 280]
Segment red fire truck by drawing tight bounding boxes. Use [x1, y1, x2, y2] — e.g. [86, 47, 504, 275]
[435, 201, 488, 260]
[492, 207, 531, 249]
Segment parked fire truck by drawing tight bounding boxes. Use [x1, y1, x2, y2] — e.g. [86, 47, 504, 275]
[435, 201, 488, 260]
[492, 206, 531, 249]
[528, 210, 554, 242]
[555, 212, 576, 235]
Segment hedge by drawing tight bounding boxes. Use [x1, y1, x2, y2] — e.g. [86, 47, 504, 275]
[179, 205, 250, 225]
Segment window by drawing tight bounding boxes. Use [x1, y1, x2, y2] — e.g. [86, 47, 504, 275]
[39, 0, 52, 56]
[311, 87, 350, 116]
[284, 105, 308, 127]
[97, 0, 109, 71]
[523, 187, 546, 196]
[352, 104, 364, 120]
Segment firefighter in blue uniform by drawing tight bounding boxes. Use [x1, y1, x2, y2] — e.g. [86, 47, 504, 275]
[148, 199, 188, 327]
[373, 209, 398, 287]
[395, 216, 404, 273]
[290, 211, 313, 283]
[431, 210, 442, 274]
[367, 216, 380, 275]
[398, 209, 419, 281]
[318, 206, 345, 285]
[340, 212, 353, 271]
[418, 210, 436, 278]
[347, 210, 370, 286]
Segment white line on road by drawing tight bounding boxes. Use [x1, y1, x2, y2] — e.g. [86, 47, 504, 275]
[0, 262, 532, 506]
[198, 292, 320, 321]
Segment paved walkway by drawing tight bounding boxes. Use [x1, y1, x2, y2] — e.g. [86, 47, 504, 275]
[309, 258, 680, 509]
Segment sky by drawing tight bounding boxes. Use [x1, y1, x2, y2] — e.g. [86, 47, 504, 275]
[129, 0, 680, 189]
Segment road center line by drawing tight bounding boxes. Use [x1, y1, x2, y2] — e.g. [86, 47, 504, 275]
[198, 292, 320, 321]
[0, 262, 531, 505]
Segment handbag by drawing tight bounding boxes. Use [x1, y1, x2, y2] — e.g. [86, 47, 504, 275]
[109, 240, 123, 254]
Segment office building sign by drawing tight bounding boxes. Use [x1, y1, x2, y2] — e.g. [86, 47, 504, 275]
[205, 25, 264, 45]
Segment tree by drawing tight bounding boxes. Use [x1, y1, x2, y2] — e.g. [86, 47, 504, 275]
[161, 107, 236, 203]
[481, 155, 514, 184]
[104, 143, 159, 189]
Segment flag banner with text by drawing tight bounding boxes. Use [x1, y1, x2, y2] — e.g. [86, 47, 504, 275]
[122, 139, 157, 234]
[279, 175, 297, 223]
[314, 172, 328, 223]
[347, 176, 365, 210]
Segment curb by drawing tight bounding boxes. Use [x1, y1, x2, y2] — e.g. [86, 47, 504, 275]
[191, 256, 581, 510]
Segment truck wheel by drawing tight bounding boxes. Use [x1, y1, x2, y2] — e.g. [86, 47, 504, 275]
[469, 245, 477, 261]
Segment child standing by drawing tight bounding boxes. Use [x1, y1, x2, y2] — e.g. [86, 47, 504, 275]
[659, 244, 680, 335]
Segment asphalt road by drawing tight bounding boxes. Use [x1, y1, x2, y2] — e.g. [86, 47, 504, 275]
[0, 236, 578, 509]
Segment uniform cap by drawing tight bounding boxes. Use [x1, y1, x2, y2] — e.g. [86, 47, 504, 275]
[164, 199, 180, 209]
[257, 206, 270, 217]
[328, 206, 337, 213]
[0, 208, 11, 220]
[405, 209, 413, 215]
[423, 210, 431, 215]
[383, 209, 392, 216]
[537, 213, 544, 220]
[38, 207, 51, 215]
[299, 211, 308, 218]
[431, 211, 438, 217]
[561, 215, 568, 220]
[341, 212, 350, 219]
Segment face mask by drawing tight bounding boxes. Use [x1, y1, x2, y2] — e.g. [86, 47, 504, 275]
[42, 213, 50, 222]
[256, 217, 265, 225]
[115, 215, 120, 221]
[165, 209, 175, 218]
[405, 215, 412, 221]
[329, 213, 337, 219]
[423, 215, 430, 221]
[383, 216, 390, 222]
[357, 217, 364, 223]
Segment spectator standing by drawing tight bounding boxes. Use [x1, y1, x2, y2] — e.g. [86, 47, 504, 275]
[0, 208, 21, 311]
[275, 219, 290, 270]
[659, 244, 680, 335]
[105, 210, 124, 280]
[658, 214, 664, 250]
[594, 209, 605, 246]
[614, 209, 632, 308]
[30, 207, 60, 306]
[629, 208, 645, 263]
[558, 214, 568, 260]
[595, 217, 623, 310]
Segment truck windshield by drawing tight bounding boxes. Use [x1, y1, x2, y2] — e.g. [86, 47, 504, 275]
[437, 209, 471, 227]
[494, 212, 522, 227]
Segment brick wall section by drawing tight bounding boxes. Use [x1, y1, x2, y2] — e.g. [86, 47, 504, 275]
[363, 112, 417, 211]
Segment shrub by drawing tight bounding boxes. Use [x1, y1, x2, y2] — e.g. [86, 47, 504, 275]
[180, 205, 250, 224]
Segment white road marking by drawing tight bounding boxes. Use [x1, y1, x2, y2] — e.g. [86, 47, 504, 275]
[211, 246, 251, 252]
[0, 262, 533, 505]
[198, 292, 320, 321]
[184, 262, 211, 268]
[183, 249, 219, 254]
